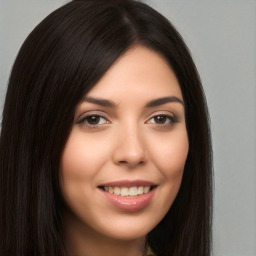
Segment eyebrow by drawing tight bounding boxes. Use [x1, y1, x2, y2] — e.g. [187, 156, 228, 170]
[83, 96, 184, 108]
[145, 96, 184, 107]
[83, 96, 116, 107]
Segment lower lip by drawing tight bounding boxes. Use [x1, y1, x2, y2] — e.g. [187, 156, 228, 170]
[100, 188, 156, 212]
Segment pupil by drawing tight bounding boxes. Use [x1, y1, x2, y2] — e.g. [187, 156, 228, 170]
[88, 116, 100, 124]
[154, 116, 166, 124]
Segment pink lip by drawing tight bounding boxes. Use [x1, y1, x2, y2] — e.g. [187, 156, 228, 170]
[98, 179, 157, 188]
[98, 180, 157, 212]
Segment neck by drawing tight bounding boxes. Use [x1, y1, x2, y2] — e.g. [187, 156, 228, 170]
[62, 211, 146, 256]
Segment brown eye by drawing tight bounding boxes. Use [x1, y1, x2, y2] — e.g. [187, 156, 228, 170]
[86, 116, 101, 125]
[78, 115, 108, 126]
[147, 114, 177, 126]
[153, 115, 167, 124]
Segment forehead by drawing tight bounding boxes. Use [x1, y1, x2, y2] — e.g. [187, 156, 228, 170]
[86, 45, 183, 102]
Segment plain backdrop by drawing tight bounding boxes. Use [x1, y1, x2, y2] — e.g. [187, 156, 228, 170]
[0, 1, 255, 255]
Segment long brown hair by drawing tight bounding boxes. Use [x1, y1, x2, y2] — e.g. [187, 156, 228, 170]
[0, 0, 212, 255]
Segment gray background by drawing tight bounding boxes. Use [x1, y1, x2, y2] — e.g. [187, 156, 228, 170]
[0, 0, 255, 255]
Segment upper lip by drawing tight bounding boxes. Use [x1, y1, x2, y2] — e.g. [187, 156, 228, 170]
[98, 179, 158, 188]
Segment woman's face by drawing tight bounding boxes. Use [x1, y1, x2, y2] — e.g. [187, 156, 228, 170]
[60, 45, 189, 241]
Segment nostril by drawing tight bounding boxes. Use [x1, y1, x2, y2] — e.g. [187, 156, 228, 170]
[118, 160, 145, 168]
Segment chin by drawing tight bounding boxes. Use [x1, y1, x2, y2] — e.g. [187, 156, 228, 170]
[90, 212, 163, 241]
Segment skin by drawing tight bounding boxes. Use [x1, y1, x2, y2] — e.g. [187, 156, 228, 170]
[60, 45, 189, 256]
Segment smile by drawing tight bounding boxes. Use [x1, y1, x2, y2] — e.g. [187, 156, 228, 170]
[103, 185, 151, 197]
[98, 180, 157, 211]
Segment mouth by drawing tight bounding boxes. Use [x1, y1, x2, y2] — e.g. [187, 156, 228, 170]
[98, 185, 157, 197]
[97, 180, 157, 211]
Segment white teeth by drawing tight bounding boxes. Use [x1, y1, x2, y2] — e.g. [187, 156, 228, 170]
[120, 187, 128, 196]
[114, 187, 120, 195]
[129, 186, 137, 196]
[143, 186, 150, 193]
[103, 185, 153, 197]
[137, 186, 144, 195]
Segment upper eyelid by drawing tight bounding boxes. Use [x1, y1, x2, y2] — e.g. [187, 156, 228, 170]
[146, 110, 176, 119]
[146, 114, 176, 124]
[76, 115, 110, 127]
[76, 110, 179, 123]
[76, 110, 110, 121]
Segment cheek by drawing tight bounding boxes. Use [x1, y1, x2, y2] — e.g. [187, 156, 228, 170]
[60, 132, 110, 178]
[59, 132, 111, 202]
[149, 130, 188, 215]
[150, 129, 189, 179]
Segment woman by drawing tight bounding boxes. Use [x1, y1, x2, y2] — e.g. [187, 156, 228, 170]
[0, 0, 213, 255]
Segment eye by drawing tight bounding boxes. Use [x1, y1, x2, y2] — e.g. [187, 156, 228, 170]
[77, 115, 108, 126]
[147, 114, 177, 126]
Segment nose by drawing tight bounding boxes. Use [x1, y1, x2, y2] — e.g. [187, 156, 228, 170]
[112, 125, 148, 168]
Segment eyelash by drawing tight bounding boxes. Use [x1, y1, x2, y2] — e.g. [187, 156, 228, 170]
[146, 114, 178, 127]
[77, 113, 178, 128]
[77, 114, 109, 128]
[77, 113, 178, 129]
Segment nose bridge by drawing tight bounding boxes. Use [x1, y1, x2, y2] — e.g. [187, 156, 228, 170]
[113, 120, 147, 167]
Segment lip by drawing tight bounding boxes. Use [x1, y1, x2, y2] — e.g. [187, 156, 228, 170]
[98, 180, 157, 212]
[98, 179, 157, 188]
